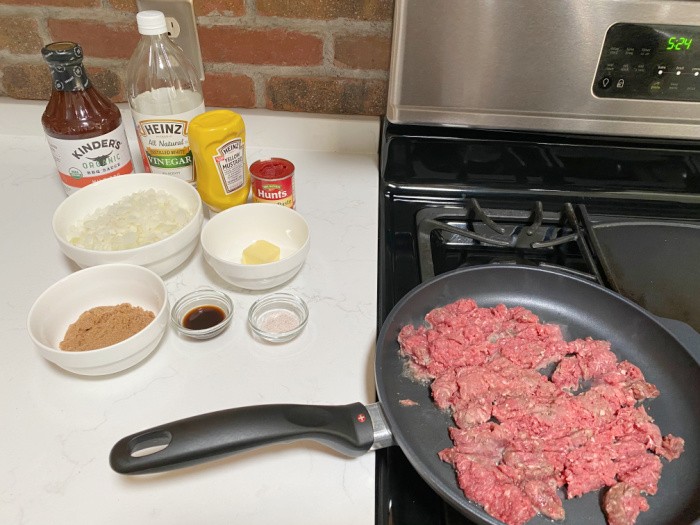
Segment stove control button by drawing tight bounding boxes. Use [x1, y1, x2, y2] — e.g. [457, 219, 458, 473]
[650, 80, 663, 95]
[599, 76, 613, 89]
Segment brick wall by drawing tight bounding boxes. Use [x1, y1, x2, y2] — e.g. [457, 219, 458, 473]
[0, 0, 393, 116]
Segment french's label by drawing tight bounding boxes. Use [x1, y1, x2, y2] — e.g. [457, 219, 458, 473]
[132, 104, 204, 183]
[46, 125, 134, 195]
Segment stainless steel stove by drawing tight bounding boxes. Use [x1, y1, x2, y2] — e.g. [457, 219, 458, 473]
[377, 2, 700, 524]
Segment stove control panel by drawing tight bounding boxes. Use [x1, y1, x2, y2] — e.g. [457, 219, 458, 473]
[593, 23, 700, 101]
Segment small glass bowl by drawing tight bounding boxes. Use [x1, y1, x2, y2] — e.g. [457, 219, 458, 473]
[248, 293, 309, 343]
[170, 288, 234, 340]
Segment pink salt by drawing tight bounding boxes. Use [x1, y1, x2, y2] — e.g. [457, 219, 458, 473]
[258, 309, 300, 333]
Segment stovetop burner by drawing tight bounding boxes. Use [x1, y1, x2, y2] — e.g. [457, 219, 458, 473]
[416, 200, 602, 284]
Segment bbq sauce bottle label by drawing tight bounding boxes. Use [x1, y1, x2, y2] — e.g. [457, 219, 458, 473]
[46, 129, 133, 193]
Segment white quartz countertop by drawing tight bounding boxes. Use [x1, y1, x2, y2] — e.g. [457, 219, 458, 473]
[0, 100, 379, 524]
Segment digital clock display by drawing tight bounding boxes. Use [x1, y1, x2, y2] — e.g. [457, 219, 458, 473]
[666, 36, 693, 51]
[594, 23, 700, 102]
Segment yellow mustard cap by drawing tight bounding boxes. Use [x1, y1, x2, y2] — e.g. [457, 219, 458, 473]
[189, 109, 245, 134]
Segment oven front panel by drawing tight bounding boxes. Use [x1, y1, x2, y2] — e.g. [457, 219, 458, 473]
[388, 0, 700, 139]
[593, 23, 700, 102]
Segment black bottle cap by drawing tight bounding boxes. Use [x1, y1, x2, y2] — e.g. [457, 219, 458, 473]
[41, 42, 84, 65]
[42, 42, 90, 91]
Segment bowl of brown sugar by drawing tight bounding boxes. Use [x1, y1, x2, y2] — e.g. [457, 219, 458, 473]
[27, 264, 168, 376]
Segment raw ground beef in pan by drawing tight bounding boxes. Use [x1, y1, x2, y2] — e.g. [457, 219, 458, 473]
[398, 300, 685, 525]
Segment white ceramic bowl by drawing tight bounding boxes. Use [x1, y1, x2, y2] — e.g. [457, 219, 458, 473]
[52, 173, 204, 276]
[201, 203, 310, 290]
[27, 264, 169, 376]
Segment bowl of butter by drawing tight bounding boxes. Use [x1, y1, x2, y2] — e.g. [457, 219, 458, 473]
[200, 203, 310, 290]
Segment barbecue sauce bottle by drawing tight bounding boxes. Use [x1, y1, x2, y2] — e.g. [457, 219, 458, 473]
[41, 42, 134, 195]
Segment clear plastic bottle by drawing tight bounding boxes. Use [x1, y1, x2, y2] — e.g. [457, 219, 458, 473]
[126, 10, 205, 183]
[41, 42, 134, 195]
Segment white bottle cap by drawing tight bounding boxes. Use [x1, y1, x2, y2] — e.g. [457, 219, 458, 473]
[136, 10, 168, 36]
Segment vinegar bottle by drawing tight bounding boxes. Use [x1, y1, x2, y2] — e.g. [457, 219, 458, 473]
[41, 42, 134, 195]
[126, 10, 205, 184]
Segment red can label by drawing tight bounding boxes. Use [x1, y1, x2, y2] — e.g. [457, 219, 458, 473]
[250, 158, 295, 208]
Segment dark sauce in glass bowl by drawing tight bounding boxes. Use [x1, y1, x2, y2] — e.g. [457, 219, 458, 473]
[183, 305, 226, 330]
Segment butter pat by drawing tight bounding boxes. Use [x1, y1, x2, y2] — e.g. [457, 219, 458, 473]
[242, 240, 281, 265]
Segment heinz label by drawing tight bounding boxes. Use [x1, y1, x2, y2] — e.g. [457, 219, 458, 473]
[132, 103, 204, 183]
[213, 138, 246, 194]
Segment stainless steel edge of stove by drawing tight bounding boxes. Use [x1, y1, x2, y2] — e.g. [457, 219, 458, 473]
[388, 0, 700, 139]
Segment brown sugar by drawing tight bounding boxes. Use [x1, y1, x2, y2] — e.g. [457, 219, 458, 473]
[60, 303, 155, 352]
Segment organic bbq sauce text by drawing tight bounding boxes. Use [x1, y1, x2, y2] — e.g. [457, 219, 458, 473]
[41, 42, 134, 195]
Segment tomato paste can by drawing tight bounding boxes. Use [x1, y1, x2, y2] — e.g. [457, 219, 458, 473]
[250, 158, 295, 208]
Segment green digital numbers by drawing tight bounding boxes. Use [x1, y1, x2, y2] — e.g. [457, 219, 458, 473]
[667, 36, 693, 51]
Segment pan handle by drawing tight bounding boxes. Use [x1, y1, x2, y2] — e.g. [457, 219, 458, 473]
[110, 403, 376, 475]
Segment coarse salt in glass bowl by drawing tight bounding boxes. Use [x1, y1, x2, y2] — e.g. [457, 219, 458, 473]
[170, 288, 234, 340]
[248, 293, 309, 343]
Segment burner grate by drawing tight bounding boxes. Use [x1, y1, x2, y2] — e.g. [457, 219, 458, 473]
[417, 200, 604, 283]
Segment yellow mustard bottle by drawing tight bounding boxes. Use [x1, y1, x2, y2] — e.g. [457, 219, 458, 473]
[188, 109, 250, 212]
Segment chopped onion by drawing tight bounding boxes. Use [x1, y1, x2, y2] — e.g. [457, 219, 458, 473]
[68, 189, 194, 251]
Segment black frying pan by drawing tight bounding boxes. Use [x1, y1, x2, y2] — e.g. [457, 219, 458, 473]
[110, 266, 700, 525]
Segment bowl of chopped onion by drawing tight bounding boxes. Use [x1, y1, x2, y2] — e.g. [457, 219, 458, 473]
[52, 174, 204, 276]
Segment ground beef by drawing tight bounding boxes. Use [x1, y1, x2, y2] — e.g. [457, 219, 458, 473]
[604, 482, 650, 525]
[398, 300, 684, 525]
